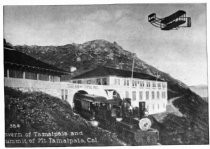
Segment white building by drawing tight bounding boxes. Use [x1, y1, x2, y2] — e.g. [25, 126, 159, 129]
[71, 66, 167, 114]
[4, 45, 167, 115]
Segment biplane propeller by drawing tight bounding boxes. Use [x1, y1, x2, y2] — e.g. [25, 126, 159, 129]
[148, 10, 191, 30]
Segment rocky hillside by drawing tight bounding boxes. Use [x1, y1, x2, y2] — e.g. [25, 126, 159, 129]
[152, 90, 209, 145]
[14, 39, 188, 98]
[5, 87, 123, 147]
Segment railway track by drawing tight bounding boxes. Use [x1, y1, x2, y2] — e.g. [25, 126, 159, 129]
[73, 112, 127, 145]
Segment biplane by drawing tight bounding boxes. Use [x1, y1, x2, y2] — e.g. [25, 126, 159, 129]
[148, 10, 191, 30]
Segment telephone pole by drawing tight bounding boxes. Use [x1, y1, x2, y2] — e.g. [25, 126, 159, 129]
[131, 53, 136, 86]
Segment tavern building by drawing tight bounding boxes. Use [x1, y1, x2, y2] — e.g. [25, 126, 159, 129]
[4, 46, 68, 85]
[71, 66, 167, 114]
[4, 45, 68, 94]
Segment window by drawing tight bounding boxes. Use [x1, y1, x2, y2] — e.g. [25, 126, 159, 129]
[114, 79, 117, 85]
[87, 80, 91, 84]
[53, 76, 60, 82]
[9, 69, 23, 78]
[81, 100, 90, 111]
[61, 89, 64, 100]
[132, 80, 137, 87]
[65, 89, 68, 100]
[158, 83, 161, 88]
[157, 91, 160, 99]
[25, 71, 37, 80]
[146, 91, 149, 100]
[132, 91, 136, 101]
[152, 82, 156, 88]
[96, 78, 101, 85]
[139, 91, 143, 100]
[118, 79, 120, 85]
[162, 83, 166, 88]
[152, 91, 155, 99]
[73, 80, 77, 83]
[162, 91, 166, 98]
[102, 78, 107, 85]
[49, 75, 60, 82]
[140, 81, 144, 87]
[39, 73, 49, 81]
[77, 80, 82, 84]
[124, 79, 127, 86]
[127, 80, 129, 86]
[146, 82, 150, 88]
[125, 91, 129, 98]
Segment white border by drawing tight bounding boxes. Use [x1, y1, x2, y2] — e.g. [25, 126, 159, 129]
[0, 1, 209, 149]
[1, 0, 209, 5]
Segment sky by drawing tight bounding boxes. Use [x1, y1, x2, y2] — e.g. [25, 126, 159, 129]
[3, 4, 207, 86]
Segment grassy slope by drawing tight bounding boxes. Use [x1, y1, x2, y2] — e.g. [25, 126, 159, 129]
[5, 87, 122, 147]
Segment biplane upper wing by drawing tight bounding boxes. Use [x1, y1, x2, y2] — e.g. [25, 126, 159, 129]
[160, 10, 186, 24]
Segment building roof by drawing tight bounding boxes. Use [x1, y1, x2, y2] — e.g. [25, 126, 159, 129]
[4, 47, 69, 75]
[72, 66, 164, 82]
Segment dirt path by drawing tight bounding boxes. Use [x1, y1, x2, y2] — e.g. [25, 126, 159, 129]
[167, 96, 184, 117]
[153, 96, 184, 122]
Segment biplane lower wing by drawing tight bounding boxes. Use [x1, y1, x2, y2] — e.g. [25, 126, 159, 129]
[161, 20, 186, 30]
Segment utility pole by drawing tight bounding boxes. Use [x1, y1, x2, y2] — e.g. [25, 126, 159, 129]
[131, 53, 136, 86]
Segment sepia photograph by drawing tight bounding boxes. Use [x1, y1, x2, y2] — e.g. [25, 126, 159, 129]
[3, 2, 209, 147]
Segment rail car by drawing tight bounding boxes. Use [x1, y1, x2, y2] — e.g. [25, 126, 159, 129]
[73, 90, 159, 145]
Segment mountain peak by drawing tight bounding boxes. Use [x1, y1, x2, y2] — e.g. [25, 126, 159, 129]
[83, 39, 112, 45]
[81, 39, 123, 51]
[14, 39, 189, 96]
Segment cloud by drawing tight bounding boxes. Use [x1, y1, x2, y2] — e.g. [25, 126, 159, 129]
[114, 9, 131, 20]
[83, 9, 132, 24]
[84, 10, 113, 23]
